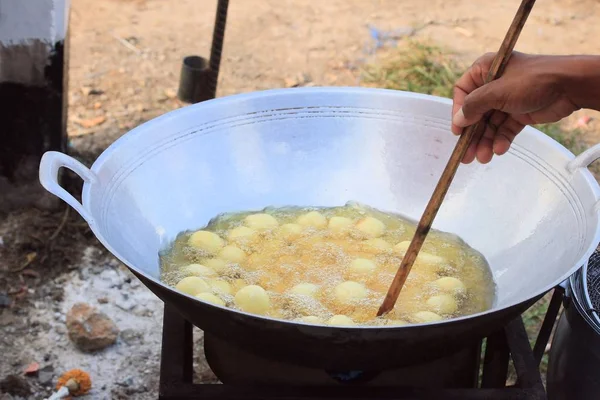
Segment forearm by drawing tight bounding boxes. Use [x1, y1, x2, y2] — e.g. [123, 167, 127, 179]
[559, 55, 600, 111]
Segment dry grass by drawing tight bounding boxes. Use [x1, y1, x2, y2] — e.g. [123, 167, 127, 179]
[362, 41, 462, 98]
[361, 41, 585, 155]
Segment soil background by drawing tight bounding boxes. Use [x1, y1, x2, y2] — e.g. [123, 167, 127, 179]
[2, 1, 600, 399]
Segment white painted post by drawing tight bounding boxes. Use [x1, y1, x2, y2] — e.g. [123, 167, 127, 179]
[0, 0, 71, 211]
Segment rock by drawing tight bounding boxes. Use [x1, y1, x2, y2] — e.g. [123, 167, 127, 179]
[0, 293, 12, 308]
[115, 297, 136, 311]
[0, 312, 16, 326]
[99, 269, 123, 288]
[0, 375, 31, 397]
[454, 26, 473, 37]
[116, 376, 134, 387]
[66, 303, 119, 352]
[80, 86, 104, 96]
[133, 307, 153, 318]
[283, 73, 311, 88]
[164, 88, 176, 99]
[37, 366, 54, 386]
[97, 297, 109, 304]
[54, 325, 67, 335]
[74, 116, 106, 128]
[120, 329, 143, 345]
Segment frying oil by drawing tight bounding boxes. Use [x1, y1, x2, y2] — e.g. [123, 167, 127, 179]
[160, 202, 495, 325]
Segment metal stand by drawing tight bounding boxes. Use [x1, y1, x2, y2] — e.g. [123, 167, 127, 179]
[158, 301, 552, 400]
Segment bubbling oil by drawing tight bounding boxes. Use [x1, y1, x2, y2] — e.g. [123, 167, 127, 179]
[160, 202, 495, 326]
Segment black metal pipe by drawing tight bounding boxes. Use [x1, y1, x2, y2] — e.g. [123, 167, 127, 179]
[177, 55, 210, 103]
[207, 0, 229, 99]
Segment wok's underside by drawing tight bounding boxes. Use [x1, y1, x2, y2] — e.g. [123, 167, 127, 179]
[137, 270, 542, 370]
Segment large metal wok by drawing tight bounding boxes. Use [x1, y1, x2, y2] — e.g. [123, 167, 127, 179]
[39, 88, 600, 370]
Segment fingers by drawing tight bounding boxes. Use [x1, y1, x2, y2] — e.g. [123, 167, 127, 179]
[461, 113, 523, 165]
[455, 80, 508, 129]
[462, 141, 478, 164]
[461, 117, 488, 164]
[451, 86, 467, 135]
[452, 51, 527, 164]
[475, 111, 507, 164]
[493, 118, 524, 156]
[451, 52, 496, 135]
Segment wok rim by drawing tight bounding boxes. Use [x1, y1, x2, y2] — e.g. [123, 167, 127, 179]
[81, 87, 600, 330]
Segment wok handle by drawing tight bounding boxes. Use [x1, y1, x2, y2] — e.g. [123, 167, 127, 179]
[567, 143, 600, 172]
[39, 151, 97, 224]
[566, 143, 600, 212]
[566, 144, 600, 213]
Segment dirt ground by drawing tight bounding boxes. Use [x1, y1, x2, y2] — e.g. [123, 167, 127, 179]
[3, 0, 600, 398]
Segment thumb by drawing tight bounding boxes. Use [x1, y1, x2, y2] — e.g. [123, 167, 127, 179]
[453, 80, 508, 128]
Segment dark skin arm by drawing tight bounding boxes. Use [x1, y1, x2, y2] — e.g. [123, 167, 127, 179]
[451, 52, 600, 164]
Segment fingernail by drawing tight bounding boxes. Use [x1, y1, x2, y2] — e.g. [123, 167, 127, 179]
[452, 108, 468, 127]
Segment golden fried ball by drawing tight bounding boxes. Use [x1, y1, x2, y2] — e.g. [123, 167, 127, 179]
[195, 292, 225, 306]
[355, 217, 386, 238]
[201, 258, 228, 273]
[327, 315, 355, 326]
[234, 285, 271, 315]
[175, 276, 211, 296]
[328, 216, 354, 234]
[244, 213, 279, 231]
[412, 311, 443, 323]
[297, 211, 327, 229]
[227, 226, 258, 243]
[432, 277, 466, 295]
[218, 245, 246, 264]
[181, 263, 217, 278]
[334, 281, 368, 304]
[299, 315, 324, 324]
[279, 223, 303, 241]
[426, 294, 458, 314]
[188, 231, 225, 254]
[348, 258, 377, 275]
[362, 238, 393, 252]
[290, 283, 319, 297]
[209, 279, 233, 295]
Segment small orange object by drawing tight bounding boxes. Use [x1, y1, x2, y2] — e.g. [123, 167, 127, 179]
[56, 369, 92, 397]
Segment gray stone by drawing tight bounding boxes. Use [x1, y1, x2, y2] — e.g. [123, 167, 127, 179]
[116, 376, 134, 387]
[120, 329, 143, 345]
[37, 366, 54, 386]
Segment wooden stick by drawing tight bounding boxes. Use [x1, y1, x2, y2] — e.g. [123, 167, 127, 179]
[377, 0, 537, 317]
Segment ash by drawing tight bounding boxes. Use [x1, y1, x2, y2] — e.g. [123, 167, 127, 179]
[0, 246, 217, 400]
